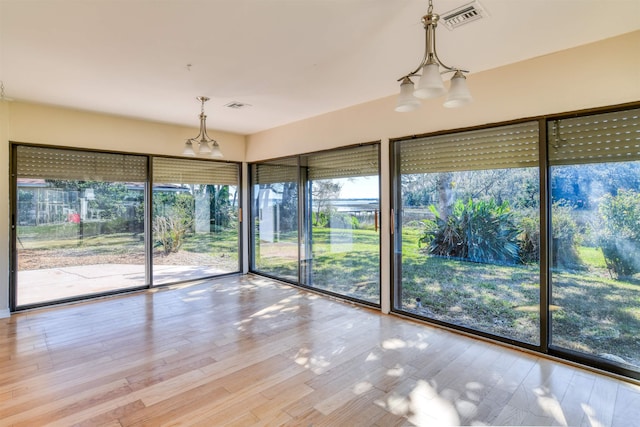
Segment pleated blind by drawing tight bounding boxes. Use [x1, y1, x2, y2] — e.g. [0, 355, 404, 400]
[548, 108, 640, 165]
[153, 157, 239, 186]
[252, 157, 299, 184]
[305, 144, 379, 180]
[16, 145, 147, 182]
[399, 121, 539, 174]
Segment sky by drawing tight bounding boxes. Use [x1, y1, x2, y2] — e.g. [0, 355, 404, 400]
[338, 176, 379, 199]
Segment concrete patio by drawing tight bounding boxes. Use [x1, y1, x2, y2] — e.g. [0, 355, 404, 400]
[16, 264, 227, 306]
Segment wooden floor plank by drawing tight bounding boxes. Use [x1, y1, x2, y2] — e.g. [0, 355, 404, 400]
[0, 274, 637, 426]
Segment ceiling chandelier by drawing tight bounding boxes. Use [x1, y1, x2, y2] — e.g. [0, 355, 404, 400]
[182, 96, 223, 158]
[395, 0, 472, 112]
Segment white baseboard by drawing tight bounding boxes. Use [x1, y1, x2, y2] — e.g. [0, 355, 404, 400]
[0, 308, 10, 318]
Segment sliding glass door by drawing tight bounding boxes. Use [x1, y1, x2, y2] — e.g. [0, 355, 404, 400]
[250, 144, 381, 305]
[251, 157, 300, 281]
[300, 145, 380, 303]
[152, 158, 241, 285]
[14, 146, 147, 306]
[393, 122, 541, 345]
[12, 145, 243, 309]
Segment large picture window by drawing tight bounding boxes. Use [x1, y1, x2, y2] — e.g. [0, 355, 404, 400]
[394, 122, 541, 345]
[548, 108, 640, 371]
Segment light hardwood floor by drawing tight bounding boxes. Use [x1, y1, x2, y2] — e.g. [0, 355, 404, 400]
[1, 274, 638, 426]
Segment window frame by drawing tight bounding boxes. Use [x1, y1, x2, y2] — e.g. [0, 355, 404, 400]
[249, 142, 382, 308]
[9, 142, 243, 311]
[390, 102, 640, 380]
[391, 118, 544, 353]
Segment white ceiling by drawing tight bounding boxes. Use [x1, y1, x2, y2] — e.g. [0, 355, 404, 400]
[1, 0, 639, 135]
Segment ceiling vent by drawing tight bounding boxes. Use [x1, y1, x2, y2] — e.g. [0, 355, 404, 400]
[225, 101, 251, 109]
[441, 0, 488, 30]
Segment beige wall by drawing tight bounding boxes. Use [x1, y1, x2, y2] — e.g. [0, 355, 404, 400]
[7, 102, 246, 158]
[1, 31, 639, 314]
[246, 31, 640, 160]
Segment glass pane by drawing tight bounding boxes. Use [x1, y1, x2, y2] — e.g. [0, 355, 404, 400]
[301, 175, 380, 304]
[152, 160, 240, 285]
[396, 167, 541, 345]
[251, 162, 299, 281]
[17, 178, 146, 306]
[550, 161, 640, 370]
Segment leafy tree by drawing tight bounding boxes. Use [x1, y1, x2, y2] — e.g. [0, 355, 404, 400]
[259, 182, 298, 233]
[551, 162, 640, 208]
[402, 174, 438, 207]
[208, 184, 235, 231]
[312, 180, 342, 226]
[403, 168, 539, 213]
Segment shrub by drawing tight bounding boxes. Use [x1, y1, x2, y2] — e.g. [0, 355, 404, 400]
[313, 211, 329, 228]
[517, 213, 539, 264]
[419, 199, 520, 264]
[326, 212, 360, 229]
[598, 189, 640, 278]
[550, 202, 584, 270]
[153, 215, 193, 255]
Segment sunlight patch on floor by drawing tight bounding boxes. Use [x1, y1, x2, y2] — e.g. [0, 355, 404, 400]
[365, 351, 379, 362]
[581, 403, 605, 427]
[382, 338, 407, 350]
[353, 381, 373, 395]
[408, 380, 461, 426]
[387, 365, 405, 377]
[534, 387, 567, 425]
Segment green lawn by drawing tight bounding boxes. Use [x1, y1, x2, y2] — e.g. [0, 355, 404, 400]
[308, 228, 380, 303]
[18, 223, 239, 271]
[254, 228, 380, 303]
[400, 227, 639, 368]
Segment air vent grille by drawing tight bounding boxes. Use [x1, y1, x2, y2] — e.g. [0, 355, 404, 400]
[225, 101, 251, 109]
[441, 0, 487, 30]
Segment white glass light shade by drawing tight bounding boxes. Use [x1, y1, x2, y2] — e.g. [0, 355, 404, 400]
[443, 71, 472, 108]
[183, 140, 196, 156]
[414, 63, 446, 99]
[199, 141, 212, 154]
[395, 78, 421, 112]
[210, 142, 223, 158]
